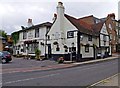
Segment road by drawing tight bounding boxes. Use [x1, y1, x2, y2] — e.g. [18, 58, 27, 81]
[2, 58, 118, 86]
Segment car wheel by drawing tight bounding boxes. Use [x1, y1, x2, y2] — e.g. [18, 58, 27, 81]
[2, 59, 6, 63]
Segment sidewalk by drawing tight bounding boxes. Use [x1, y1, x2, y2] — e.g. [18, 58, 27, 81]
[5, 56, 117, 74]
[89, 73, 119, 87]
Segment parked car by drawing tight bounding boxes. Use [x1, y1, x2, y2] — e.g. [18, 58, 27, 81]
[0, 51, 12, 63]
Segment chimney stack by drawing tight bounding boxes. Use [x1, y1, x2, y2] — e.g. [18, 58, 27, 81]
[27, 18, 33, 27]
[57, 2, 65, 17]
[108, 13, 115, 19]
[52, 13, 57, 22]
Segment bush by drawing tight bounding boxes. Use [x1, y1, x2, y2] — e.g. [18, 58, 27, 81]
[35, 48, 41, 60]
[58, 57, 64, 64]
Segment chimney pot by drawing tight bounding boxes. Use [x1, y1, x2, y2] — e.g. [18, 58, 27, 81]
[54, 13, 57, 18]
[58, 2, 63, 6]
[27, 18, 33, 27]
[28, 19, 32, 23]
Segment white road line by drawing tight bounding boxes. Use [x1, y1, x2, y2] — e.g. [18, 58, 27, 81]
[87, 73, 119, 88]
[3, 73, 60, 85]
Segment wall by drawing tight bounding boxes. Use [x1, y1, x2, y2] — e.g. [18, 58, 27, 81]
[100, 23, 109, 47]
[14, 26, 48, 56]
[0, 39, 3, 51]
[105, 16, 116, 53]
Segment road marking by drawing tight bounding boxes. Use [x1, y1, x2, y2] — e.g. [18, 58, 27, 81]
[3, 73, 60, 85]
[87, 73, 119, 88]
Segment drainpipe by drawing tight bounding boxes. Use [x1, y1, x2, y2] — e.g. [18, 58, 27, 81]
[45, 28, 47, 59]
[77, 31, 80, 61]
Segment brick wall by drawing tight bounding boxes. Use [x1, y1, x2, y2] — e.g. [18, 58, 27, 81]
[0, 39, 3, 51]
[105, 15, 117, 53]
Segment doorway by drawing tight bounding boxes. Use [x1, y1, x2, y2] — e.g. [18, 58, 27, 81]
[48, 44, 52, 58]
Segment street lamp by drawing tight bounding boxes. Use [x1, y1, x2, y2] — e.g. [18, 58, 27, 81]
[70, 42, 74, 62]
[26, 44, 29, 59]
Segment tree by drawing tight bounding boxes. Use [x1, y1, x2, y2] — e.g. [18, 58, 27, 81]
[0, 30, 7, 39]
[11, 32, 19, 44]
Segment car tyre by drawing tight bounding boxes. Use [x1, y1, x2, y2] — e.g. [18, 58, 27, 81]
[2, 59, 6, 64]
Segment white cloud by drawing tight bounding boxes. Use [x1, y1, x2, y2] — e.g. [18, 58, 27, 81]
[0, 0, 118, 34]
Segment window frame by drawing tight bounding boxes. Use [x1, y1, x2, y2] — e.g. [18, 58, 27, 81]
[88, 35, 92, 41]
[67, 31, 74, 38]
[35, 28, 39, 38]
[85, 45, 89, 52]
[56, 45, 60, 51]
[23, 31, 27, 39]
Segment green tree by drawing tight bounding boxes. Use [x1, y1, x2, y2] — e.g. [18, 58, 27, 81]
[11, 32, 19, 44]
[0, 30, 7, 39]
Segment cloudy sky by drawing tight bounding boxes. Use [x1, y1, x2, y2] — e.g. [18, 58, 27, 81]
[0, 0, 119, 35]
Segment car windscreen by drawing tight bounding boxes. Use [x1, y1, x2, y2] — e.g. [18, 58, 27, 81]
[2, 51, 10, 55]
[0, 52, 2, 56]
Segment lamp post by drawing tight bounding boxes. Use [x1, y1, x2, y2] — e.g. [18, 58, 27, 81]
[70, 42, 74, 62]
[77, 31, 83, 62]
[26, 44, 28, 59]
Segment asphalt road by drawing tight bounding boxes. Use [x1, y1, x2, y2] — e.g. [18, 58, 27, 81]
[2, 58, 118, 86]
[2, 57, 58, 69]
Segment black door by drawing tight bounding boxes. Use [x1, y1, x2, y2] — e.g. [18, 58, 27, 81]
[48, 44, 52, 58]
[72, 47, 76, 61]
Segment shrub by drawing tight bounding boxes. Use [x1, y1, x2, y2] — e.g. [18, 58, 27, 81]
[35, 48, 41, 60]
[58, 57, 64, 64]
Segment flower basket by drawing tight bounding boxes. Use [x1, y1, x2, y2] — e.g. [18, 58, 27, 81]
[58, 57, 64, 64]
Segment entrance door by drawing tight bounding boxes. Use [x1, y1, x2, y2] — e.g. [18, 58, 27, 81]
[48, 44, 52, 58]
[93, 46, 97, 59]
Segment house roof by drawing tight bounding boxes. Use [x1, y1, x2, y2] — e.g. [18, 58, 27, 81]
[64, 14, 99, 36]
[12, 22, 52, 34]
[92, 22, 104, 34]
[78, 15, 102, 24]
[25, 22, 52, 30]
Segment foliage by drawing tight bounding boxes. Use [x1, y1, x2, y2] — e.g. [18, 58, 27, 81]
[0, 30, 7, 39]
[35, 48, 41, 60]
[11, 32, 19, 44]
[58, 57, 64, 64]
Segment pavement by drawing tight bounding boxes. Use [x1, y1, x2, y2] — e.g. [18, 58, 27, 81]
[3, 55, 117, 74]
[87, 73, 119, 87]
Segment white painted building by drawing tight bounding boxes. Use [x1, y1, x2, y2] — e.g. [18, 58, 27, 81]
[13, 21, 52, 57]
[47, 2, 111, 61]
[94, 23, 111, 58]
[13, 2, 112, 60]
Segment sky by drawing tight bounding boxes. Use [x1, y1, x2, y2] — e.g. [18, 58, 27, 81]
[0, 0, 119, 35]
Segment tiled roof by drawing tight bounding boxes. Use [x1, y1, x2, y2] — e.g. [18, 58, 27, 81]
[92, 22, 104, 34]
[13, 22, 52, 33]
[25, 22, 52, 30]
[78, 15, 93, 20]
[64, 14, 99, 36]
